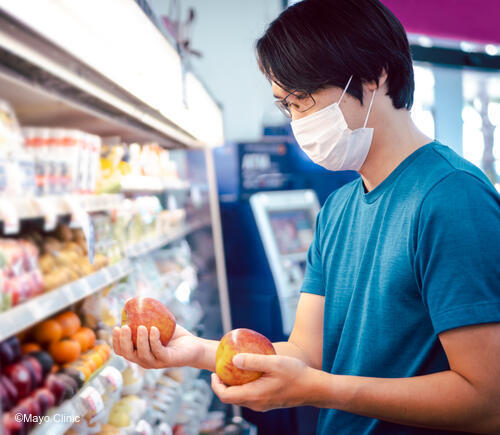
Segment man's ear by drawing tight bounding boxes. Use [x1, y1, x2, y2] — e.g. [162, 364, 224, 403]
[377, 68, 388, 89]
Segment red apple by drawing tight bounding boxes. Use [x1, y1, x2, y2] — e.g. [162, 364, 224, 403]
[4, 363, 32, 399]
[31, 388, 55, 415]
[55, 373, 78, 400]
[19, 396, 41, 420]
[0, 340, 15, 366]
[6, 336, 22, 362]
[0, 380, 13, 411]
[215, 328, 276, 386]
[21, 356, 43, 389]
[121, 297, 176, 347]
[1, 375, 19, 404]
[29, 351, 54, 378]
[44, 374, 65, 405]
[3, 411, 26, 435]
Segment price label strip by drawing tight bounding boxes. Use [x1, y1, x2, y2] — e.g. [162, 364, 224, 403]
[32, 197, 57, 231]
[0, 198, 20, 234]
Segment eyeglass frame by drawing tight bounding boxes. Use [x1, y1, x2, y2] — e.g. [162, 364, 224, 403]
[274, 89, 316, 118]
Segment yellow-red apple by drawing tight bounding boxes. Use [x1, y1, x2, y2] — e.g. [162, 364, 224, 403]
[215, 328, 276, 386]
[121, 297, 176, 347]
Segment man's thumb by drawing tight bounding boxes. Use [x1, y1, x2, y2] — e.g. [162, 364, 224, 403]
[232, 353, 275, 371]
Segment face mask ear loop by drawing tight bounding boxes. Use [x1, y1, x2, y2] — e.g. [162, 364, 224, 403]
[363, 88, 376, 128]
[338, 75, 353, 104]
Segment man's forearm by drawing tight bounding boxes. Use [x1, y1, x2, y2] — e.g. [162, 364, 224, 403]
[195, 339, 313, 372]
[308, 368, 500, 433]
[274, 341, 313, 365]
[195, 338, 219, 371]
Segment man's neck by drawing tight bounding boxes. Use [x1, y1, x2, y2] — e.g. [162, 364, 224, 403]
[359, 110, 432, 192]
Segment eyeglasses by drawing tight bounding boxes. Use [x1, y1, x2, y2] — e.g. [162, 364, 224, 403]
[274, 90, 316, 118]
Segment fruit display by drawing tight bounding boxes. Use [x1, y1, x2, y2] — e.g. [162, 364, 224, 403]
[97, 142, 181, 194]
[27, 223, 109, 292]
[0, 308, 114, 433]
[216, 328, 276, 386]
[107, 394, 146, 428]
[0, 334, 59, 432]
[121, 296, 176, 347]
[0, 239, 43, 312]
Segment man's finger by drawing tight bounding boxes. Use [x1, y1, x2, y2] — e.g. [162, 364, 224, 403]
[119, 325, 138, 362]
[149, 326, 168, 361]
[211, 373, 255, 405]
[211, 373, 232, 403]
[232, 353, 277, 372]
[112, 327, 121, 355]
[136, 325, 154, 363]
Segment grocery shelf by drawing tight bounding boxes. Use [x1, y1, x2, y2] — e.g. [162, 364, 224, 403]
[32, 354, 128, 435]
[127, 219, 211, 258]
[0, 259, 132, 341]
[121, 176, 190, 194]
[0, 194, 123, 225]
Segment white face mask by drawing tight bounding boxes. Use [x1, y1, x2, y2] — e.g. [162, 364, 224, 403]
[291, 75, 376, 171]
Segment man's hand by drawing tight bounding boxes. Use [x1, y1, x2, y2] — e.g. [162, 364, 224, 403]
[113, 324, 207, 369]
[211, 353, 315, 412]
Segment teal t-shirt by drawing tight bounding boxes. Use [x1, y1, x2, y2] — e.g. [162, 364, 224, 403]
[301, 142, 500, 434]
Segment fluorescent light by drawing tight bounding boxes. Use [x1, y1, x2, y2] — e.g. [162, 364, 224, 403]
[460, 41, 476, 53]
[418, 36, 433, 48]
[485, 44, 499, 56]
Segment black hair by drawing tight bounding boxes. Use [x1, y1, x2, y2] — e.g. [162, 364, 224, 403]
[256, 0, 414, 109]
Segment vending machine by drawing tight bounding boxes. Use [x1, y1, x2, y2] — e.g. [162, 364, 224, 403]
[250, 189, 320, 335]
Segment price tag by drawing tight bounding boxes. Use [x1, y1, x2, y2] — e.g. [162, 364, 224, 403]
[79, 386, 104, 418]
[32, 197, 57, 231]
[64, 195, 86, 228]
[0, 199, 20, 234]
[98, 366, 123, 392]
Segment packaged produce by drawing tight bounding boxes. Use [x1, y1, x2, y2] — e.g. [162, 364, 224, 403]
[23, 127, 102, 195]
[0, 239, 43, 311]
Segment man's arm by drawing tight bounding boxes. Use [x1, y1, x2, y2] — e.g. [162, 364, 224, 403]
[114, 292, 324, 372]
[308, 322, 500, 433]
[212, 323, 500, 433]
[196, 292, 324, 370]
[273, 293, 324, 369]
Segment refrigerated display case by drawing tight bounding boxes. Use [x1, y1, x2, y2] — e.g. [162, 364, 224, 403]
[0, 1, 232, 433]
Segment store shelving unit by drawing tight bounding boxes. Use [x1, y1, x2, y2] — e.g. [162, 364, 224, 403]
[0, 0, 234, 430]
[127, 218, 211, 258]
[31, 354, 128, 435]
[0, 218, 211, 341]
[0, 194, 123, 223]
[0, 259, 132, 341]
[120, 176, 190, 195]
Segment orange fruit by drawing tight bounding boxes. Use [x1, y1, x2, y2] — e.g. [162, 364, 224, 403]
[55, 312, 81, 338]
[49, 339, 81, 364]
[71, 327, 96, 353]
[72, 364, 92, 381]
[33, 320, 63, 344]
[89, 351, 105, 368]
[21, 342, 42, 354]
[84, 358, 98, 373]
[95, 343, 111, 358]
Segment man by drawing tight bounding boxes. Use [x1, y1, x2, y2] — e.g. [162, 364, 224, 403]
[114, 0, 500, 433]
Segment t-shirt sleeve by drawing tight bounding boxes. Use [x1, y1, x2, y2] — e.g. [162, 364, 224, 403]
[301, 210, 325, 296]
[414, 170, 500, 334]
